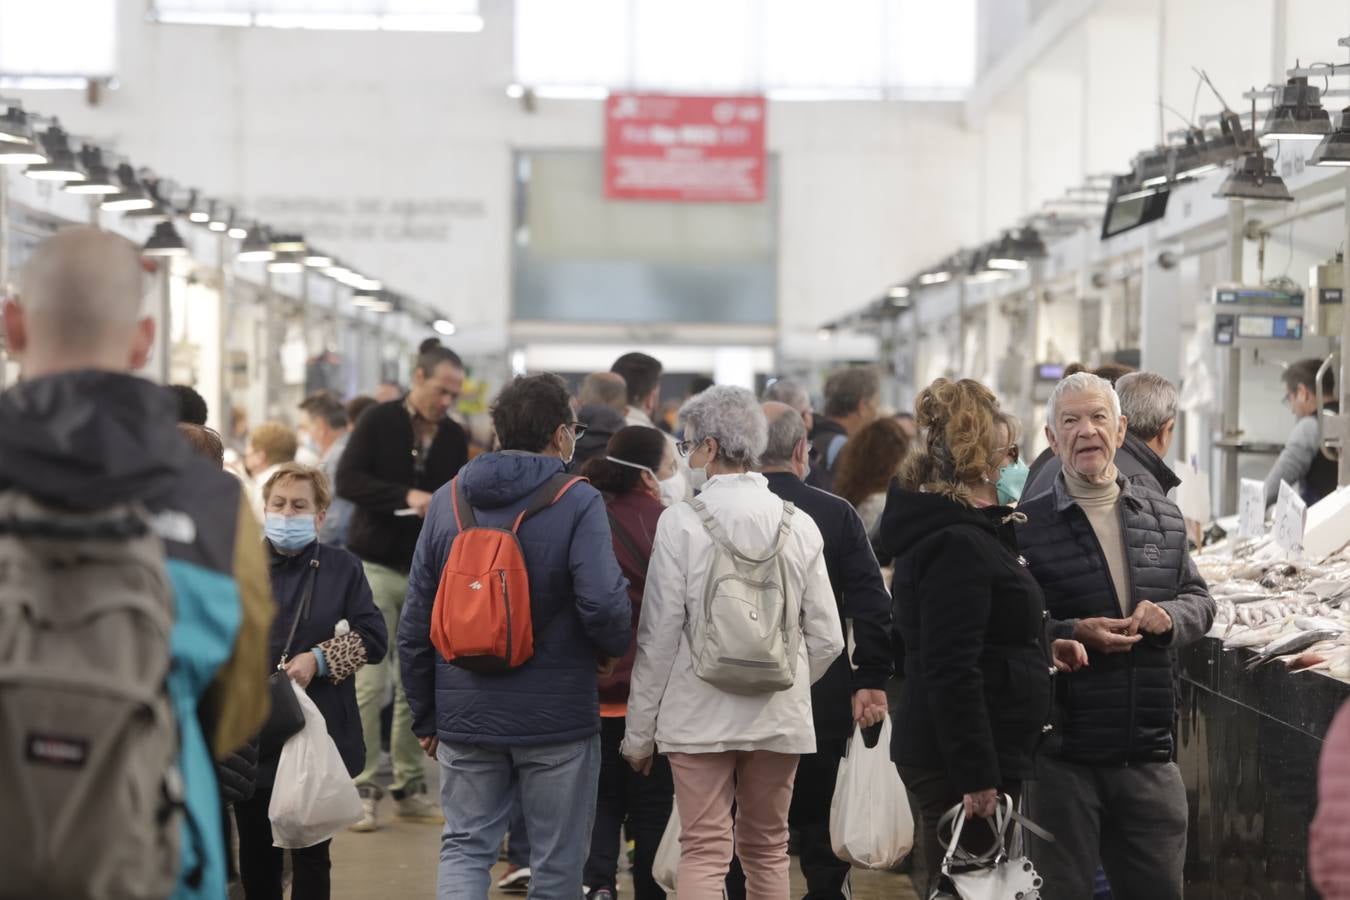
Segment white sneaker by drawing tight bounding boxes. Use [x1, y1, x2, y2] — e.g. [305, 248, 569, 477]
[497, 866, 531, 893]
[349, 790, 380, 833]
[394, 786, 444, 823]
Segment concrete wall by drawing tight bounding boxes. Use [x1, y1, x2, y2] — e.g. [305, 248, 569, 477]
[7, 0, 981, 365]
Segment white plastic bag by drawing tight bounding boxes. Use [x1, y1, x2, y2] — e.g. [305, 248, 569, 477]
[829, 718, 914, 869]
[651, 799, 681, 893]
[268, 681, 363, 849]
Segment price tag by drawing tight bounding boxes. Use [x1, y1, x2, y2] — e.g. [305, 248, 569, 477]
[1237, 479, 1266, 540]
[1273, 480, 1307, 556]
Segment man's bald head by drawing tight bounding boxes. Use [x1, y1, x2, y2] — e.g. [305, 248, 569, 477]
[5, 226, 152, 377]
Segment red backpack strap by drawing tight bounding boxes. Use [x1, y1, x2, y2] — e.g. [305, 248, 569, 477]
[512, 473, 588, 533]
[450, 477, 478, 532]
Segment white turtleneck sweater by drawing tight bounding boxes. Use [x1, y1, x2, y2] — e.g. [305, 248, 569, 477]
[1064, 466, 1130, 615]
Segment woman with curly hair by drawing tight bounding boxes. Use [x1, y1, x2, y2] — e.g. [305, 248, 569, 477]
[832, 417, 913, 537]
[873, 378, 1086, 892]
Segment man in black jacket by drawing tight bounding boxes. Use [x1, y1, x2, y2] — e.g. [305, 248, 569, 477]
[336, 343, 469, 831]
[756, 402, 892, 900]
[808, 366, 881, 493]
[1016, 372, 1214, 900]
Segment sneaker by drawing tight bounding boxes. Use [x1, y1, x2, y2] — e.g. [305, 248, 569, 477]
[497, 865, 531, 893]
[349, 787, 381, 833]
[393, 785, 444, 823]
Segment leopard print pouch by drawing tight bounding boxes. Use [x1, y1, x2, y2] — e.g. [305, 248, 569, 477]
[318, 631, 367, 684]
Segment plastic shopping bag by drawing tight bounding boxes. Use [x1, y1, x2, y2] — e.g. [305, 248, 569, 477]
[268, 681, 363, 848]
[829, 718, 914, 869]
[651, 799, 681, 893]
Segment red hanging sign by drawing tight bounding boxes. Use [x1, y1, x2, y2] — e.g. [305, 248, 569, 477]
[604, 93, 767, 202]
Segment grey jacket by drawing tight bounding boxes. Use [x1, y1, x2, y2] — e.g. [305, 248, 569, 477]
[1264, 411, 1338, 507]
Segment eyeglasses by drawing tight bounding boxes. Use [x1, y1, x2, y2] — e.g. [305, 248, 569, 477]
[993, 444, 1020, 463]
[568, 422, 588, 440]
[677, 436, 717, 457]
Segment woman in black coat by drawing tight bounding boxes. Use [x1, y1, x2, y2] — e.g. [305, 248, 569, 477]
[235, 463, 388, 900]
[875, 379, 1086, 889]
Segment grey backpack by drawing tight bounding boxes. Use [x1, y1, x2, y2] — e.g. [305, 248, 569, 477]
[0, 491, 182, 900]
[686, 497, 801, 695]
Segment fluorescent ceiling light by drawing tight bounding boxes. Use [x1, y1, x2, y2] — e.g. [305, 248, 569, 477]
[228, 224, 249, 239]
[267, 261, 305, 274]
[986, 258, 1029, 271]
[886, 286, 910, 300]
[966, 269, 1010, 284]
[0, 143, 46, 166]
[433, 319, 457, 336]
[305, 253, 334, 268]
[352, 276, 383, 292]
[918, 271, 951, 285]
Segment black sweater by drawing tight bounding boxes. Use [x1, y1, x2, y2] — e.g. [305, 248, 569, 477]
[335, 399, 469, 572]
[880, 487, 1052, 795]
[764, 472, 893, 740]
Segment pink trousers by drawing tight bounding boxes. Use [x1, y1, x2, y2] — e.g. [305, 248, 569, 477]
[667, 750, 800, 900]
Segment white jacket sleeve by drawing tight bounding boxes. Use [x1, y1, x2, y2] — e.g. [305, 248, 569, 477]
[801, 543, 845, 684]
[620, 515, 688, 760]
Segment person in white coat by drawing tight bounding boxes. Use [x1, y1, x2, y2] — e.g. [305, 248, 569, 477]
[620, 386, 845, 900]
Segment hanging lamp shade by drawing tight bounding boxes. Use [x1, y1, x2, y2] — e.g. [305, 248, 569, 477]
[65, 146, 120, 195]
[1311, 108, 1350, 167]
[0, 106, 35, 144]
[143, 221, 189, 257]
[100, 164, 155, 211]
[1215, 152, 1294, 202]
[25, 125, 85, 182]
[1261, 76, 1331, 141]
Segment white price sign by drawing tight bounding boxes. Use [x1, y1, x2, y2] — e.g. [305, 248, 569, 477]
[1237, 479, 1266, 541]
[1273, 480, 1307, 556]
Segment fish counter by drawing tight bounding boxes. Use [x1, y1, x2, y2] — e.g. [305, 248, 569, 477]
[1179, 537, 1350, 898]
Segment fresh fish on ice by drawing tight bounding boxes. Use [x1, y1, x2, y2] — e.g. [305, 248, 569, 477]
[1249, 629, 1344, 668]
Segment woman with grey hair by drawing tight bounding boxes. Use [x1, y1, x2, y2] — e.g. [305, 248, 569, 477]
[621, 386, 845, 900]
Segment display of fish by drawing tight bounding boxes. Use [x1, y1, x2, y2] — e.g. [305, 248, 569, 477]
[1293, 615, 1348, 633]
[1223, 621, 1290, 649]
[1248, 628, 1344, 668]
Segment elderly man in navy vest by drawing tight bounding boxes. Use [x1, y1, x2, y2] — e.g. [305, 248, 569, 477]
[1015, 372, 1214, 900]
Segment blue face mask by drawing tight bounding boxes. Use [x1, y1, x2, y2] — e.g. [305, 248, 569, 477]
[265, 513, 317, 551]
[996, 459, 1030, 506]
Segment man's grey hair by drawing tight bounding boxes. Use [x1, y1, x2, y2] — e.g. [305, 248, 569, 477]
[1046, 372, 1121, 424]
[20, 226, 146, 357]
[761, 406, 807, 467]
[578, 371, 628, 413]
[1115, 372, 1178, 440]
[762, 379, 811, 416]
[680, 385, 768, 469]
[823, 366, 881, 418]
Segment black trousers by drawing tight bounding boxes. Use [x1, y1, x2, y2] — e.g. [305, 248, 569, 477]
[898, 765, 1021, 896]
[234, 784, 332, 900]
[583, 716, 674, 899]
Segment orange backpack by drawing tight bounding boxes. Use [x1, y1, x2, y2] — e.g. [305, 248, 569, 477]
[430, 473, 587, 672]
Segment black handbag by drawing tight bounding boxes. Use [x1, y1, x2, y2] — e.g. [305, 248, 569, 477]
[258, 557, 320, 757]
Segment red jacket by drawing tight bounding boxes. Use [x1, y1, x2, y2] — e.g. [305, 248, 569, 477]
[1312, 700, 1350, 898]
[599, 488, 664, 706]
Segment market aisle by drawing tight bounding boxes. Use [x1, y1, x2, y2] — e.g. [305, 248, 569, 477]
[327, 791, 920, 900]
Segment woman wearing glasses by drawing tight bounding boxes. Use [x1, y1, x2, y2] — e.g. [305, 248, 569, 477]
[621, 386, 844, 900]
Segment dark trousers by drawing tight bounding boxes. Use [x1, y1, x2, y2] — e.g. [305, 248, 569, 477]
[898, 765, 1021, 896]
[788, 740, 851, 900]
[234, 785, 332, 900]
[583, 716, 674, 899]
[1025, 756, 1187, 900]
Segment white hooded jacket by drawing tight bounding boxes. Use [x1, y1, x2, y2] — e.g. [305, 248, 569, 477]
[621, 472, 845, 757]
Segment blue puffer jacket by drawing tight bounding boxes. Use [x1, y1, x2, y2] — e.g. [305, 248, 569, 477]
[400, 451, 632, 745]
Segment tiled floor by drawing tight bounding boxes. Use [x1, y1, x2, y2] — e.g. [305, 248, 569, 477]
[326, 792, 920, 899]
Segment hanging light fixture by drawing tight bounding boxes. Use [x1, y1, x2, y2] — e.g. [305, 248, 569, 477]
[1215, 150, 1294, 202]
[1311, 107, 1350, 166]
[0, 106, 35, 144]
[208, 201, 230, 232]
[237, 227, 276, 262]
[265, 234, 306, 273]
[65, 146, 119, 195]
[227, 214, 250, 240]
[100, 164, 155, 211]
[304, 249, 334, 268]
[0, 139, 46, 166]
[433, 319, 457, 336]
[25, 124, 85, 182]
[124, 177, 173, 221]
[985, 227, 1047, 270]
[186, 192, 212, 224]
[965, 248, 1011, 284]
[1262, 76, 1331, 142]
[142, 221, 189, 257]
[351, 275, 383, 292]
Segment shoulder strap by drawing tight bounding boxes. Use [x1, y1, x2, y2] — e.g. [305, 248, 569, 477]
[278, 556, 321, 668]
[512, 473, 588, 533]
[607, 510, 650, 576]
[450, 477, 477, 532]
[688, 497, 794, 565]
